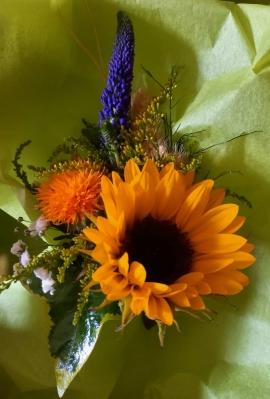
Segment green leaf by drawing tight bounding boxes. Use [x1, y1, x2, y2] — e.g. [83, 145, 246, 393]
[27, 263, 121, 396]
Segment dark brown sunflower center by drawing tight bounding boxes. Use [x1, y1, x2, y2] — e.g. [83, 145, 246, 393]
[124, 216, 194, 285]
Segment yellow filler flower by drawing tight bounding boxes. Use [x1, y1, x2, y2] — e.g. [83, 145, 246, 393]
[82, 160, 255, 326]
[36, 164, 103, 226]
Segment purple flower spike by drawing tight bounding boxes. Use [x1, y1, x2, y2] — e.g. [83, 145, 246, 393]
[99, 11, 135, 131]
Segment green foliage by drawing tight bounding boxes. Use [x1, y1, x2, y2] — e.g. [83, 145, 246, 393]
[225, 189, 252, 209]
[12, 140, 36, 193]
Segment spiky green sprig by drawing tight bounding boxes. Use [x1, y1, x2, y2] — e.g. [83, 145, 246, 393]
[57, 237, 87, 283]
[225, 189, 252, 209]
[12, 141, 36, 194]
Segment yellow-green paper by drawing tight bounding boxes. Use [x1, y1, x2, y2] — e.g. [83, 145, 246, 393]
[1, 0, 270, 398]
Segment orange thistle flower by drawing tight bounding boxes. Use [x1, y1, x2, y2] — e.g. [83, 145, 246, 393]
[36, 165, 103, 226]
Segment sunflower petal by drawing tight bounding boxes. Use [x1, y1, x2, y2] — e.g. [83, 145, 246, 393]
[189, 204, 239, 239]
[175, 180, 214, 231]
[124, 159, 140, 183]
[91, 243, 110, 264]
[191, 258, 234, 274]
[205, 188, 226, 212]
[145, 282, 171, 295]
[131, 297, 147, 315]
[159, 162, 174, 180]
[118, 252, 129, 277]
[145, 295, 158, 319]
[142, 159, 160, 188]
[206, 274, 243, 295]
[189, 296, 205, 310]
[175, 272, 204, 285]
[221, 216, 246, 234]
[128, 261, 146, 287]
[196, 281, 211, 295]
[170, 292, 190, 307]
[192, 234, 247, 253]
[101, 176, 118, 221]
[151, 169, 185, 220]
[116, 183, 135, 228]
[112, 171, 123, 187]
[131, 171, 156, 220]
[239, 243, 255, 253]
[107, 286, 131, 301]
[96, 217, 117, 240]
[184, 170, 195, 189]
[92, 263, 117, 282]
[155, 297, 173, 325]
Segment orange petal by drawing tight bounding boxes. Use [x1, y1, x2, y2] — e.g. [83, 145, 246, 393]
[159, 162, 174, 180]
[116, 211, 126, 246]
[91, 243, 110, 264]
[155, 297, 173, 325]
[96, 217, 116, 240]
[131, 296, 147, 315]
[189, 204, 239, 239]
[175, 180, 213, 231]
[162, 283, 187, 297]
[184, 170, 195, 189]
[202, 278, 227, 295]
[206, 274, 243, 295]
[218, 270, 250, 287]
[192, 234, 247, 253]
[205, 188, 226, 212]
[116, 183, 135, 228]
[145, 282, 170, 295]
[92, 263, 117, 282]
[189, 296, 205, 310]
[128, 261, 146, 287]
[170, 292, 190, 307]
[112, 171, 123, 187]
[101, 176, 118, 221]
[196, 281, 211, 295]
[151, 169, 185, 221]
[124, 159, 140, 183]
[239, 243, 255, 253]
[142, 159, 160, 188]
[131, 284, 151, 297]
[131, 171, 156, 220]
[118, 252, 129, 277]
[175, 272, 204, 285]
[107, 286, 131, 301]
[191, 258, 234, 274]
[145, 295, 158, 319]
[221, 216, 246, 234]
[193, 251, 255, 269]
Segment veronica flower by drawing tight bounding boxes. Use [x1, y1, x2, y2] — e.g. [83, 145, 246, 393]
[99, 11, 135, 132]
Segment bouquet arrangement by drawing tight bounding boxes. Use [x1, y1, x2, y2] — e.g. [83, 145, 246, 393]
[1, 2, 266, 397]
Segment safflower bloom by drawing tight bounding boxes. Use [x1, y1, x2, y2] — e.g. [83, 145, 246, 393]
[82, 160, 255, 326]
[36, 168, 103, 226]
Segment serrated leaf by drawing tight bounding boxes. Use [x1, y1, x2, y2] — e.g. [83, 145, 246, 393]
[55, 293, 121, 397]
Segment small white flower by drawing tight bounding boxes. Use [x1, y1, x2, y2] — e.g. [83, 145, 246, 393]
[10, 239, 27, 256]
[42, 277, 55, 295]
[29, 215, 50, 236]
[34, 267, 55, 295]
[20, 250, 32, 267]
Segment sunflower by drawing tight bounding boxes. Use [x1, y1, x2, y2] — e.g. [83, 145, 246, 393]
[36, 163, 103, 226]
[82, 159, 255, 326]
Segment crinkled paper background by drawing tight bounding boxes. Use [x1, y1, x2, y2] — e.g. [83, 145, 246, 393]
[0, 0, 270, 398]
